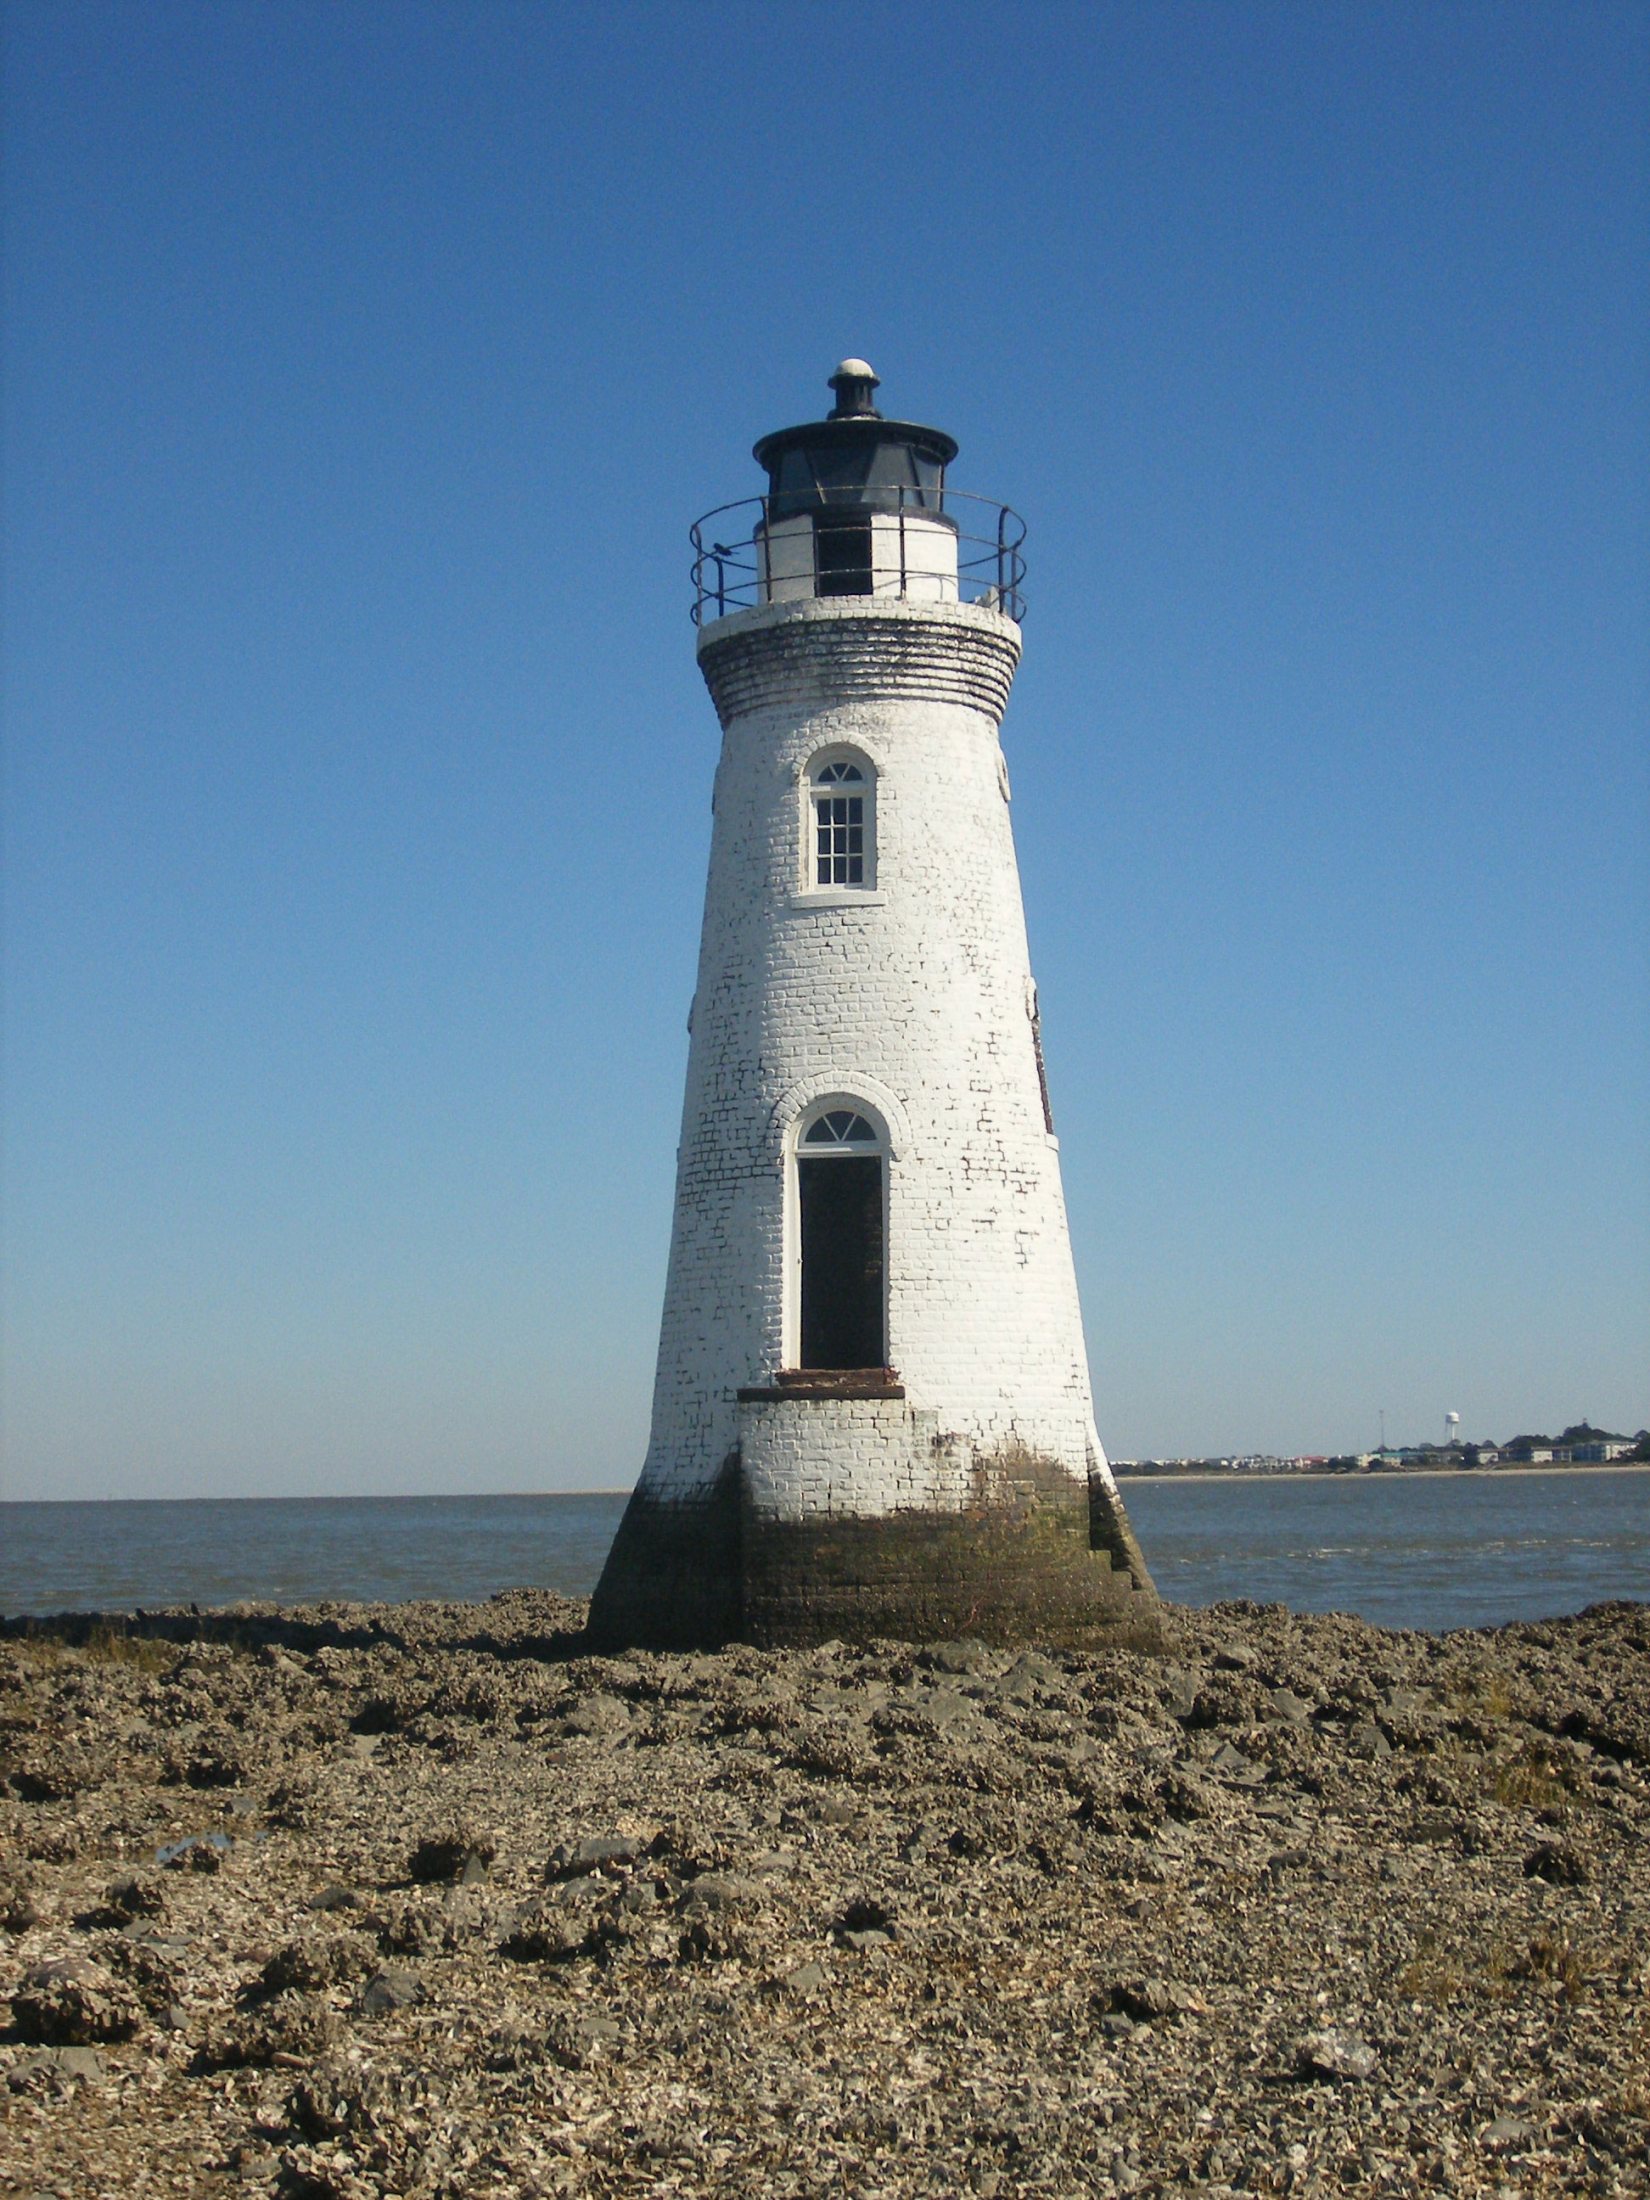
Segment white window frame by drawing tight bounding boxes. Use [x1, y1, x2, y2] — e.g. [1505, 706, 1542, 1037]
[798, 746, 878, 897]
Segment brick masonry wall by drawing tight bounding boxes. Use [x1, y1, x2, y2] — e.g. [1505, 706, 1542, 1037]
[634, 594, 1119, 1523]
[739, 1395, 948, 1521]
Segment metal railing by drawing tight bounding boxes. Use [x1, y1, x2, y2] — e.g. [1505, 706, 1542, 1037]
[690, 485, 1026, 625]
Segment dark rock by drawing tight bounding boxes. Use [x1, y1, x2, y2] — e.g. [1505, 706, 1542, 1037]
[1404, 1810, 1465, 1846]
[548, 1834, 643, 1878]
[1001, 1650, 1063, 1701]
[1158, 1666, 1200, 1721]
[6, 2044, 108, 2089]
[104, 1874, 165, 1922]
[677, 1872, 760, 1914]
[195, 1994, 341, 2071]
[231, 2147, 283, 2181]
[102, 1933, 187, 2012]
[500, 1901, 595, 1963]
[11, 1957, 143, 2044]
[260, 1930, 374, 1995]
[0, 1878, 43, 1933]
[1160, 1770, 1221, 1820]
[375, 1894, 451, 1957]
[51, 2045, 107, 2081]
[538, 2010, 625, 2069]
[1209, 1742, 1262, 1781]
[1524, 1839, 1590, 1884]
[833, 1895, 895, 1945]
[1346, 1719, 1392, 1759]
[285, 2057, 361, 2140]
[1110, 1977, 1200, 2023]
[357, 1966, 425, 2015]
[1265, 1687, 1313, 1726]
[409, 1828, 495, 1883]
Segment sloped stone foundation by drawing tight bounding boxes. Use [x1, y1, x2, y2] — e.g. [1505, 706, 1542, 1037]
[586, 1410, 1157, 1652]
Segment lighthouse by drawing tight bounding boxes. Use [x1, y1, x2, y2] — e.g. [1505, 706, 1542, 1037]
[588, 362, 1156, 1650]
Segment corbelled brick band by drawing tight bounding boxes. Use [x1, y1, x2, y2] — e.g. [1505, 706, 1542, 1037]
[588, 590, 1156, 1651]
[698, 597, 1022, 726]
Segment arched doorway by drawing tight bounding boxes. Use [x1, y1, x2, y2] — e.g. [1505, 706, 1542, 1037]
[795, 1107, 886, 1370]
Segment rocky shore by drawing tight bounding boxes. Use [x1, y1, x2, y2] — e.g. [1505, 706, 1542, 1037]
[1, 1593, 1646, 2199]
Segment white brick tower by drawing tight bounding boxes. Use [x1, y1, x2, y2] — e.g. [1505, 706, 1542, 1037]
[589, 363, 1154, 1649]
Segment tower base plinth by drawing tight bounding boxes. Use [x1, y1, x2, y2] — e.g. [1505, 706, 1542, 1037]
[735, 1496, 1158, 1651]
[586, 1417, 1158, 1653]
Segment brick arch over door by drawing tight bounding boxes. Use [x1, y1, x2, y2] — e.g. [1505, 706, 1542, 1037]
[769, 1070, 911, 1163]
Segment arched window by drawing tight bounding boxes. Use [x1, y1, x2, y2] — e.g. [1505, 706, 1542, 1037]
[806, 752, 876, 890]
[793, 1104, 886, 1370]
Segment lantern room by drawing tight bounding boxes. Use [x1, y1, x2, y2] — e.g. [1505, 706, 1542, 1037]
[753, 359, 959, 606]
[689, 361, 1026, 623]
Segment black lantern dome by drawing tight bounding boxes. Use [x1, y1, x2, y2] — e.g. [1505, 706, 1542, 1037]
[754, 360, 958, 524]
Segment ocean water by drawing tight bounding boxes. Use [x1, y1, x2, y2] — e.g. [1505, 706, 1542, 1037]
[0, 1470, 1645, 1634]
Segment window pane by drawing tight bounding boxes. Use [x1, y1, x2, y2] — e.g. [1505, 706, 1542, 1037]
[816, 519, 874, 595]
[803, 1111, 877, 1146]
[810, 777, 870, 891]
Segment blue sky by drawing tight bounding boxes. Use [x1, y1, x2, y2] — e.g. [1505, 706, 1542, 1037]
[4, 0, 1646, 1500]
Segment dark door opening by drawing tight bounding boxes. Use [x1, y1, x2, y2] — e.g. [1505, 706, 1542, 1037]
[798, 1153, 885, 1368]
[815, 517, 874, 596]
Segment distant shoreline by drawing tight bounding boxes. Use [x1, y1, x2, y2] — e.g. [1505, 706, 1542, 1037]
[2, 1462, 1647, 1504]
[1112, 1461, 1650, 1484]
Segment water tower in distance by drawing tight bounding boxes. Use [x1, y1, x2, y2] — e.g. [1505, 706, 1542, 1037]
[1445, 1411, 1461, 1449]
[587, 361, 1156, 1651]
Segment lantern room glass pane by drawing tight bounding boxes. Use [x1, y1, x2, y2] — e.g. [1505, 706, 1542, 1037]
[769, 440, 944, 517]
